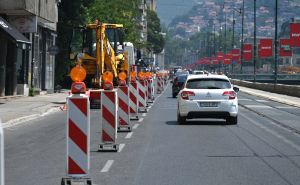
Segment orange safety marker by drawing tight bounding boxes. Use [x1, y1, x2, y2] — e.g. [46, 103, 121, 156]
[62, 65, 92, 185]
[99, 71, 119, 152]
[117, 72, 132, 132]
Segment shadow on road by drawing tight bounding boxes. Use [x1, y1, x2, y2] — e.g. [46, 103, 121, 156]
[166, 120, 226, 126]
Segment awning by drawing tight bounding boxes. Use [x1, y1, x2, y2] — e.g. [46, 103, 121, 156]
[0, 17, 31, 45]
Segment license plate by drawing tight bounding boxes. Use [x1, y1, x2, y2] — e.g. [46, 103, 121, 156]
[199, 102, 219, 107]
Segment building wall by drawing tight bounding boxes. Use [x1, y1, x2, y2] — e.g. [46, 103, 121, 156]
[0, 0, 58, 96]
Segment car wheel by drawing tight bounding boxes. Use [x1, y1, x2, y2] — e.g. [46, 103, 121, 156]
[226, 116, 238, 125]
[177, 111, 186, 124]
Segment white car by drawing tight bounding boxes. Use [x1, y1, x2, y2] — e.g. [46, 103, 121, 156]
[177, 74, 239, 124]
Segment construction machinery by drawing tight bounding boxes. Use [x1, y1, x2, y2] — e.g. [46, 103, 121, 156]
[69, 20, 134, 107]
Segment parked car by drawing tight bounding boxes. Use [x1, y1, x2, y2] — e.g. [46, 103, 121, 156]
[177, 74, 239, 124]
[172, 74, 188, 98]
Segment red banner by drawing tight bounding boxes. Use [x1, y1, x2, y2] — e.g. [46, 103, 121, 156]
[280, 39, 292, 57]
[217, 52, 224, 61]
[212, 57, 219, 65]
[258, 39, 273, 58]
[223, 53, 232, 65]
[231, 49, 240, 61]
[290, 23, 300, 47]
[243, 44, 253, 62]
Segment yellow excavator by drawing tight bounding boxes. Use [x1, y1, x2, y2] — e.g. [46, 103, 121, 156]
[69, 20, 130, 107]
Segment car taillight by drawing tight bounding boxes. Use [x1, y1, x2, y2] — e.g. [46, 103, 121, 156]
[223, 91, 236, 99]
[181, 91, 195, 100]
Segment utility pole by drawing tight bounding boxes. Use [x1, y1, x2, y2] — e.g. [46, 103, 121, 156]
[274, 0, 278, 84]
[253, 0, 257, 82]
[232, 11, 235, 73]
[240, 0, 245, 74]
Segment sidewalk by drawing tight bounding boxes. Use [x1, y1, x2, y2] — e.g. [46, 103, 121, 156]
[236, 85, 300, 108]
[0, 90, 69, 128]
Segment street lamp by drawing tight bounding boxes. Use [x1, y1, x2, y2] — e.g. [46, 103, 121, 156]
[240, 0, 245, 75]
[254, 0, 257, 82]
[274, 0, 278, 84]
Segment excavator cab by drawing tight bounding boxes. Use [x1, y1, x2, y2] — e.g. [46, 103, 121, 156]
[69, 22, 127, 88]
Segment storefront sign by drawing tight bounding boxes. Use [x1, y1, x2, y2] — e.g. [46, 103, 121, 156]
[243, 44, 253, 62]
[9, 15, 37, 33]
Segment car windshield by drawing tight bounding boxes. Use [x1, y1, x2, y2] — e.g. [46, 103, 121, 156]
[186, 78, 231, 89]
[177, 75, 187, 82]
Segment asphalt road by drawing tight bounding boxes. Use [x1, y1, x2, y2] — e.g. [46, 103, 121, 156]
[4, 84, 300, 185]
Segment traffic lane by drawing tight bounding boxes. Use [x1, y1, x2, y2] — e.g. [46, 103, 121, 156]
[97, 86, 300, 185]
[238, 91, 300, 116]
[238, 92, 300, 132]
[4, 112, 66, 185]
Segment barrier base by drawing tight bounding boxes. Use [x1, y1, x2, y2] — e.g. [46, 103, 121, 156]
[61, 177, 92, 185]
[130, 115, 139, 120]
[99, 143, 119, 152]
[118, 125, 132, 132]
[138, 108, 148, 113]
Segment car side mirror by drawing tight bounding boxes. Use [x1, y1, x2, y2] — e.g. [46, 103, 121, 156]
[233, 87, 239, 93]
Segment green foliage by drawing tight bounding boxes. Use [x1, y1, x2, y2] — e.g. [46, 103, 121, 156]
[147, 10, 165, 54]
[85, 0, 142, 48]
[55, 0, 93, 87]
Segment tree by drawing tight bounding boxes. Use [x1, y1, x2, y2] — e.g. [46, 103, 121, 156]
[147, 10, 165, 54]
[86, 0, 142, 48]
[55, 0, 93, 87]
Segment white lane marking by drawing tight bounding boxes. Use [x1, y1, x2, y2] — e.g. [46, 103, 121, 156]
[239, 98, 252, 101]
[240, 113, 300, 152]
[256, 99, 269, 102]
[138, 118, 144, 123]
[275, 106, 295, 109]
[142, 113, 147, 117]
[148, 105, 152, 109]
[133, 124, 140, 129]
[245, 105, 273, 109]
[100, 160, 114, 173]
[118, 144, 125, 152]
[125, 132, 133, 139]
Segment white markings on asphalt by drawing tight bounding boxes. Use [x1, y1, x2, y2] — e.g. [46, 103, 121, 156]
[256, 99, 269, 103]
[239, 98, 252, 101]
[275, 106, 295, 109]
[118, 144, 125, 152]
[142, 113, 147, 117]
[133, 123, 140, 129]
[245, 105, 273, 109]
[240, 113, 300, 152]
[148, 105, 152, 109]
[100, 160, 114, 173]
[138, 118, 144, 123]
[125, 132, 133, 139]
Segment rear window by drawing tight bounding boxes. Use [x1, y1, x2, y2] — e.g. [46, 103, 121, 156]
[177, 75, 187, 82]
[185, 78, 231, 89]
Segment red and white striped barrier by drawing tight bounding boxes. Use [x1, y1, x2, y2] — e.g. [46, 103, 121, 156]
[138, 80, 147, 112]
[129, 81, 139, 120]
[99, 90, 119, 151]
[147, 78, 154, 103]
[118, 86, 132, 132]
[156, 77, 163, 94]
[63, 93, 91, 184]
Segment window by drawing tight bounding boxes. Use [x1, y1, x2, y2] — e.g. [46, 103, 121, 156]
[186, 78, 231, 89]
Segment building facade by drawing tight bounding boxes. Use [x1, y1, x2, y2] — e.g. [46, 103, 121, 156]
[0, 0, 58, 97]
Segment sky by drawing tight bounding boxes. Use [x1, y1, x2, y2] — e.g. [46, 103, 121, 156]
[156, 0, 196, 25]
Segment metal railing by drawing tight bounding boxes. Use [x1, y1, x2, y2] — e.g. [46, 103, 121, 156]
[230, 74, 300, 81]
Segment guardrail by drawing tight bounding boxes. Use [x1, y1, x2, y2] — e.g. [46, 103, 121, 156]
[230, 74, 300, 81]
[231, 79, 300, 98]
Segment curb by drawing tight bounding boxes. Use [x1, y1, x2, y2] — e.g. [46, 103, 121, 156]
[2, 107, 61, 129]
[239, 87, 300, 109]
